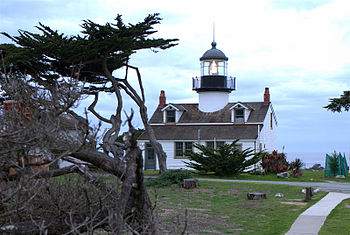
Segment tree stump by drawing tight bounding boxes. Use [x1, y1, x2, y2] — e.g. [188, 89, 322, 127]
[247, 193, 267, 200]
[183, 178, 198, 189]
[304, 187, 313, 202]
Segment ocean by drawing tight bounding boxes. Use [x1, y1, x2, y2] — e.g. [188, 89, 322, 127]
[285, 152, 350, 169]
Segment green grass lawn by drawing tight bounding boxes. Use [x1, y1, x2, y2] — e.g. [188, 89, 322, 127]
[148, 181, 326, 234]
[319, 198, 350, 235]
[144, 169, 350, 182]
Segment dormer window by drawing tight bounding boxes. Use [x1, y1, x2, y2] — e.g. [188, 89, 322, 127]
[166, 110, 175, 123]
[162, 104, 186, 124]
[230, 103, 251, 123]
[234, 108, 244, 123]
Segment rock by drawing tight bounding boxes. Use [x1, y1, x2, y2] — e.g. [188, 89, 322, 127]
[301, 189, 306, 194]
[336, 175, 346, 179]
[275, 193, 284, 198]
[314, 188, 320, 193]
[309, 178, 313, 181]
[277, 172, 290, 178]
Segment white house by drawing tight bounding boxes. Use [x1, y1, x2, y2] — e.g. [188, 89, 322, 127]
[138, 41, 277, 170]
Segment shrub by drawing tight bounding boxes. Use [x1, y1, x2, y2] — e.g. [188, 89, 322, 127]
[248, 168, 264, 175]
[145, 169, 193, 187]
[310, 163, 324, 171]
[261, 150, 288, 174]
[289, 158, 304, 177]
[184, 140, 264, 176]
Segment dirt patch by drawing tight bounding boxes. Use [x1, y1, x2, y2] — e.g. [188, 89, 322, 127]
[182, 198, 211, 204]
[157, 207, 175, 217]
[214, 187, 246, 196]
[288, 199, 304, 202]
[238, 212, 256, 216]
[227, 188, 246, 195]
[186, 208, 211, 212]
[232, 202, 261, 208]
[181, 188, 214, 194]
[280, 202, 307, 206]
[227, 228, 244, 232]
[157, 208, 240, 234]
[194, 199, 211, 204]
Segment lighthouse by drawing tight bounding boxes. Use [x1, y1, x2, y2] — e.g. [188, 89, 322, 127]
[139, 39, 278, 170]
[192, 41, 235, 112]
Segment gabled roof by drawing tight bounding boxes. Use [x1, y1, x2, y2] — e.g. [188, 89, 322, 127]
[161, 103, 187, 112]
[149, 102, 269, 124]
[230, 102, 254, 110]
[138, 125, 258, 141]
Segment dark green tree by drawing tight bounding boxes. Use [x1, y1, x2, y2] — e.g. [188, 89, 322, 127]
[184, 140, 263, 176]
[1, 13, 177, 173]
[328, 151, 340, 176]
[0, 14, 177, 234]
[324, 91, 350, 112]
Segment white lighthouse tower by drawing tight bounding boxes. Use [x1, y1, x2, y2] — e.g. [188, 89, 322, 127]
[193, 41, 235, 112]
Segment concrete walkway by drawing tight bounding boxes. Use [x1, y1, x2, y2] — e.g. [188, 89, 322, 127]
[197, 178, 350, 235]
[285, 192, 350, 235]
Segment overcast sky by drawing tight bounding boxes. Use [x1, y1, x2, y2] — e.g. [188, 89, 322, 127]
[1, 0, 350, 160]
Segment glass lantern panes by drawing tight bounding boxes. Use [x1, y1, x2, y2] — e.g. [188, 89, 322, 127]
[201, 60, 227, 76]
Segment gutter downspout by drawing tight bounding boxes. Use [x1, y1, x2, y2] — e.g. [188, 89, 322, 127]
[197, 129, 201, 144]
[257, 125, 261, 152]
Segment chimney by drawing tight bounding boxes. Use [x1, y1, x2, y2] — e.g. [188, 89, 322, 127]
[264, 87, 270, 105]
[159, 90, 166, 108]
[3, 100, 18, 111]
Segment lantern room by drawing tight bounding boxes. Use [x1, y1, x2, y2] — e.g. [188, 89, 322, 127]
[200, 41, 228, 77]
[193, 41, 235, 93]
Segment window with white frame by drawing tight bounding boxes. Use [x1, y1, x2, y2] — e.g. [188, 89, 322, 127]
[166, 109, 175, 123]
[234, 144, 242, 151]
[174, 142, 193, 159]
[206, 141, 225, 149]
[234, 108, 244, 123]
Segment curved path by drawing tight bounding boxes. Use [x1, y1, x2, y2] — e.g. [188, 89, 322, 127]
[198, 178, 350, 193]
[198, 178, 350, 235]
[285, 192, 350, 235]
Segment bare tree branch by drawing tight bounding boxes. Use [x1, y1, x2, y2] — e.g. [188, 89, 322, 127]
[87, 93, 112, 124]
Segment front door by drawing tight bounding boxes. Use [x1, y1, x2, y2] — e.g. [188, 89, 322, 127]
[145, 143, 156, 170]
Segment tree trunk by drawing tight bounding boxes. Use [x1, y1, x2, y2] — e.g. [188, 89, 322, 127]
[126, 147, 156, 234]
[139, 106, 167, 174]
[1, 148, 157, 235]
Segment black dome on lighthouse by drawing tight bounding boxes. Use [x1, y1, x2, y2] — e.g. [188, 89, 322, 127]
[200, 41, 228, 61]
